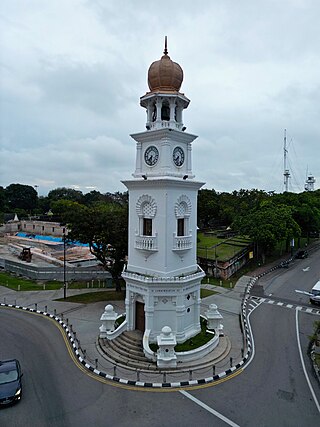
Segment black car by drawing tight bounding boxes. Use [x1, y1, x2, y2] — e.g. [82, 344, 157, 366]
[0, 359, 23, 406]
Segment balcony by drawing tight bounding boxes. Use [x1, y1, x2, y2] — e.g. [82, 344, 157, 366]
[135, 235, 158, 252]
[172, 234, 192, 252]
[147, 121, 183, 131]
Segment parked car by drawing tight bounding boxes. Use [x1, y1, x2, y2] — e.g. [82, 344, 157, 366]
[295, 250, 308, 259]
[0, 359, 23, 406]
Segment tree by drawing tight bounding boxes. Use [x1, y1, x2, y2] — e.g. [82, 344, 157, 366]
[233, 202, 301, 263]
[5, 183, 38, 212]
[197, 189, 220, 229]
[48, 187, 83, 203]
[0, 186, 6, 212]
[61, 201, 128, 291]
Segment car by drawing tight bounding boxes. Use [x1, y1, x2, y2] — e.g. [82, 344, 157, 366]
[295, 250, 308, 259]
[310, 281, 320, 306]
[0, 359, 23, 406]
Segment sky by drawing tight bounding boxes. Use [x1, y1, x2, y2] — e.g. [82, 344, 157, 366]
[1, 0, 320, 196]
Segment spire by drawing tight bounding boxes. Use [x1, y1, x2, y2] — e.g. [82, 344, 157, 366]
[163, 36, 168, 55]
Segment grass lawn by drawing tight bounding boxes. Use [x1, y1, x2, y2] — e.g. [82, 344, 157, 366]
[197, 232, 251, 261]
[55, 290, 125, 304]
[201, 275, 236, 289]
[0, 271, 115, 292]
[0, 272, 62, 291]
[149, 318, 214, 352]
[200, 288, 218, 298]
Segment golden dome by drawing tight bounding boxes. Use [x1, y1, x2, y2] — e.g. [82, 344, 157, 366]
[147, 37, 183, 93]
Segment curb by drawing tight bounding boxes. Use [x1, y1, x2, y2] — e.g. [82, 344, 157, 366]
[0, 301, 253, 388]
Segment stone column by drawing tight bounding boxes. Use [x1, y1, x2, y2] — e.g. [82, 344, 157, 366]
[156, 99, 162, 123]
[135, 142, 142, 174]
[99, 304, 118, 337]
[157, 326, 177, 368]
[205, 304, 223, 331]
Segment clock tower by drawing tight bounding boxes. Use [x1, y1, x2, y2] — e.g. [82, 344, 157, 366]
[122, 38, 205, 343]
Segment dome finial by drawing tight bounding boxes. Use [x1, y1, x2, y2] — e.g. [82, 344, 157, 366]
[164, 36, 168, 55]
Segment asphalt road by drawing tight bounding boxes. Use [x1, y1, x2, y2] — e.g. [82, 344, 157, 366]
[190, 304, 320, 426]
[1, 250, 320, 427]
[0, 309, 217, 427]
[254, 248, 320, 305]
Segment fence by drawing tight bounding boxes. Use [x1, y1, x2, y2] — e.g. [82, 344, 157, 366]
[1, 258, 112, 282]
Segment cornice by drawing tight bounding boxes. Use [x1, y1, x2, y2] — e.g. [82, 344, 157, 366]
[121, 177, 205, 191]
[130, 128, 198, 144]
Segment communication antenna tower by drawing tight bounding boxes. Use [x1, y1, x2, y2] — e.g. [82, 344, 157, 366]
[304, 167, 316, 191]
[283, 129, 290, 192]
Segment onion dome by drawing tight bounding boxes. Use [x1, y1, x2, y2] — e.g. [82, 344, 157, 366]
[147, 37, 183, 93]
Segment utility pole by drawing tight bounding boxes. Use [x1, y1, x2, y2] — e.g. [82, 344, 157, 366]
[63, 232, 67, 299]
[283, 129, 290, 192]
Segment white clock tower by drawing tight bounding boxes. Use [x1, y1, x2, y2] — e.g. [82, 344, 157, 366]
[122, 38, 205, 343]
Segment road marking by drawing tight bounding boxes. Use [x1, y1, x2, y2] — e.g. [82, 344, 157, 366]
[302, 267, 310, 272]
[180, 390, 240, 427]
[0, 306, 243, 392]
[242, 302, 257, 371]
[295, 309, 320, 414]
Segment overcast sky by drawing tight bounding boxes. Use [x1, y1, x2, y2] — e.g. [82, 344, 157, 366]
[1, 0, 320, 196]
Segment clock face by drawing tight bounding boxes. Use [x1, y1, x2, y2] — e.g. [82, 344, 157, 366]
[144, 146, 159, 166]
[173, 147, 185, 167]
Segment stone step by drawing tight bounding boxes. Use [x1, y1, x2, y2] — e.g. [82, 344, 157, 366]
[98, 339, 158, 370]
[121, 330, 144, 346]
[108, 339, 146, 361]
[116, 334, 143, 351]
[113, 337, 144, 354]
[98, 335, 232, 373]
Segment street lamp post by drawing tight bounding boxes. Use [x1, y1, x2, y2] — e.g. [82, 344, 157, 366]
[63, 232, 67, 299]
[215, 246, 219, 278]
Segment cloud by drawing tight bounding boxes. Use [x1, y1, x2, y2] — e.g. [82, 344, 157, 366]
[1, 0, 320, 196]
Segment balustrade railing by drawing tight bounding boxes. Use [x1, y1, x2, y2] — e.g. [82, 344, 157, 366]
[173, 235, 192, 251]
[135, 235, 158, 251]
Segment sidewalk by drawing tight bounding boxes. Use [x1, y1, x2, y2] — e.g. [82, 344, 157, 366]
[0, 277, 250, 385]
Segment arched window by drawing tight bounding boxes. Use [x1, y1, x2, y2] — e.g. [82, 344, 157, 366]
[161, 101, 170, 121]
[175, 195, 192, 237]
[136, 195, 157, 236]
